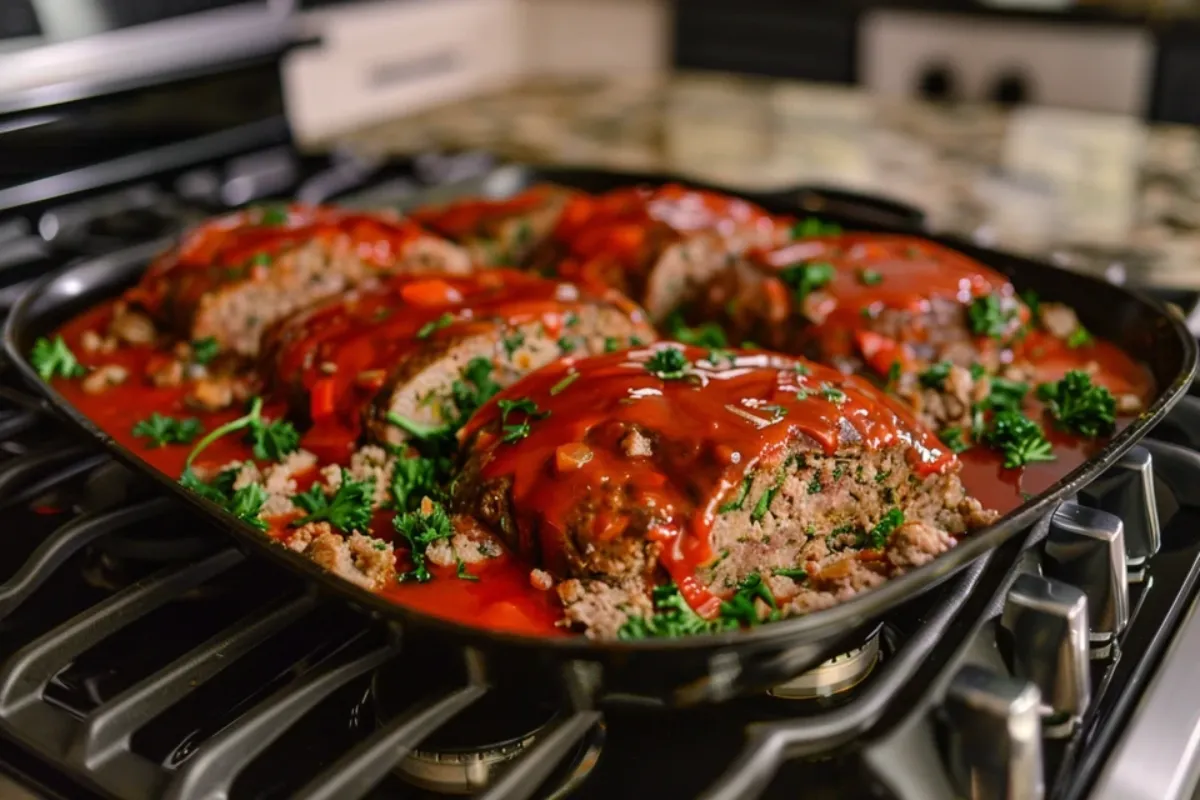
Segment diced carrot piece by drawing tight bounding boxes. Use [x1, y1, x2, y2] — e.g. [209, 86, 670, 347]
[400, 278, 461, 306]
[310, 377, 337, 420]
[555, 443, 594, 473]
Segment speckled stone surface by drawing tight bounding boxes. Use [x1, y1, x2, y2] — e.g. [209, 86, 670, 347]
[342, 73, 1200, 289]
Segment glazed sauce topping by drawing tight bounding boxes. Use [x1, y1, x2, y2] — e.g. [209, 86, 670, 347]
[551, 185, 782, 289]
[463, 344, 954, 610]
[265, 269, 622, 436]
[126, 205, 435, 318]
[410, 185, 568, 240]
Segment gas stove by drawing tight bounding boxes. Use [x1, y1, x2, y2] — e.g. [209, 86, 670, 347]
[4, 61, 1200, 800]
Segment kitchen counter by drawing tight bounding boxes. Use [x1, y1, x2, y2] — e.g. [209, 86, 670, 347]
[341, 73, 1200, 289]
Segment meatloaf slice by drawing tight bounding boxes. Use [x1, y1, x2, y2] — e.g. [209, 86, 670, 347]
[354, 277, 655, 450]
[689, 235, 1037, 432]
[533, 184, 790, 322]
[409, 185, 579, 267]
[452, 344, 998, 639]
[124, 205, 470, 357]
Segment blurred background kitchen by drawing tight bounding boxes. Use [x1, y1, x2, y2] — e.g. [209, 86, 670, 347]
[5, 0, 1200, 318]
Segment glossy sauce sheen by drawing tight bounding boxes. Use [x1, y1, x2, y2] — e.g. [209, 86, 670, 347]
[410, 185, 568, 239]
[262, 269, 622, 452]
[463, 345, 953, 614]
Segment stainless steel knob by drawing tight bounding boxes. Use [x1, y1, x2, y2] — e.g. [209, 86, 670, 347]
[1000, 573, 1091, 737]
[1078, 446, 1159, 581]
[1044, 502, 1129, 656]
[944, 665, 1044, 800]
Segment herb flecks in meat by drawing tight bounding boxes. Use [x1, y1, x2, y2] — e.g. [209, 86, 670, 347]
[865, 508, 904, 549]
[190, 337, 220, 365]
[30, 336, 86, 380]
[1036, 370, 1116, 438]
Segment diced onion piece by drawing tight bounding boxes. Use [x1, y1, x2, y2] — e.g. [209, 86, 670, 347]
[555, 442, 593, 473]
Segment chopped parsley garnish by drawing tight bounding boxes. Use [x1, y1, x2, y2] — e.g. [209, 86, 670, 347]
[179, 467, 267, 530]
[707, 348, 736, 368]
[718, 474, 753, 513]
[779, 262, 835, 303]
[190, 337, 220, 366]
[666, 311, 728, 348]
[820, 384, 847, 404]
[416, 312, 456, 340]
[790, 217, 842, 240]
[502, 330, 526, 358]
[645, 346, 690, 380]
[865, 508, 904, 550]
[772, 567, 808, 580]
[967, 294, 1017, 339]
[969, 363, 987, 380]
[557, 336, 576, 353]
[394, 501, 455, 583]
[856, 268, 884, 286]
[291, 470, 375, 533]
[497, 397, 550, 444]
[618, 583, 725, 639]
[258, 205, 290, 226]
[981, 377, 1030, 413]
[793, 362, 811, 376]
[30, 336, 86, 380]
[388, 455, 444, 512]
[939, 426, 970, 454]
[1066, 326, 1094, 349]
[603, 336, 620, 353]
[549, 372, 580, 396]
[182, 396, 299, 470]
[387, 357, 502, 456]
[918, 361, 953, 390]
[1036, 370, 1116, 438]
[984, 410, 1056, 468]
[132, 414, 203, 448]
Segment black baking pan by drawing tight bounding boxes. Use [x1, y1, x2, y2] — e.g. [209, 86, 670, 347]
[4, 166, 1195, 706]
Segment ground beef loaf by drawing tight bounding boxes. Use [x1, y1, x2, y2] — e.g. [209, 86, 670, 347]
[410, 184, 578, 267]
[688, 235, 1036, 431]
[531, 184, 790, 322]
[362, 293, 655, 449]
[124, 205, 470, 357]
[451, 344, 997, 639]
[260, 270, 650, 440]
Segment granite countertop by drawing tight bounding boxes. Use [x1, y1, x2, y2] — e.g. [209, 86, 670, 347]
[342, 73, 1200, 290]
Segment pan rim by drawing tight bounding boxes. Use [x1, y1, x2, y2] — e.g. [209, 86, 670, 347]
[4, 191, 1196, 658]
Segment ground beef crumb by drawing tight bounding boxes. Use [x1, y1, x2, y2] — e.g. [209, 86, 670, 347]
[288, 520, 326, 552]
[887, 521, 956, 568]
[557, 579, 651, 639]
[187, 377, 235, 411]
[530, 569, 554, 591]
[348, 445, 395, 507]
[301, 527, 395, 590]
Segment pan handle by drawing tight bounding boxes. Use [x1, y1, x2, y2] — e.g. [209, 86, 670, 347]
[762, 185, 927, 232]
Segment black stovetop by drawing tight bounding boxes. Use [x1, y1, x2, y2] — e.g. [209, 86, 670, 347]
[3, 61, 1200, 800]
